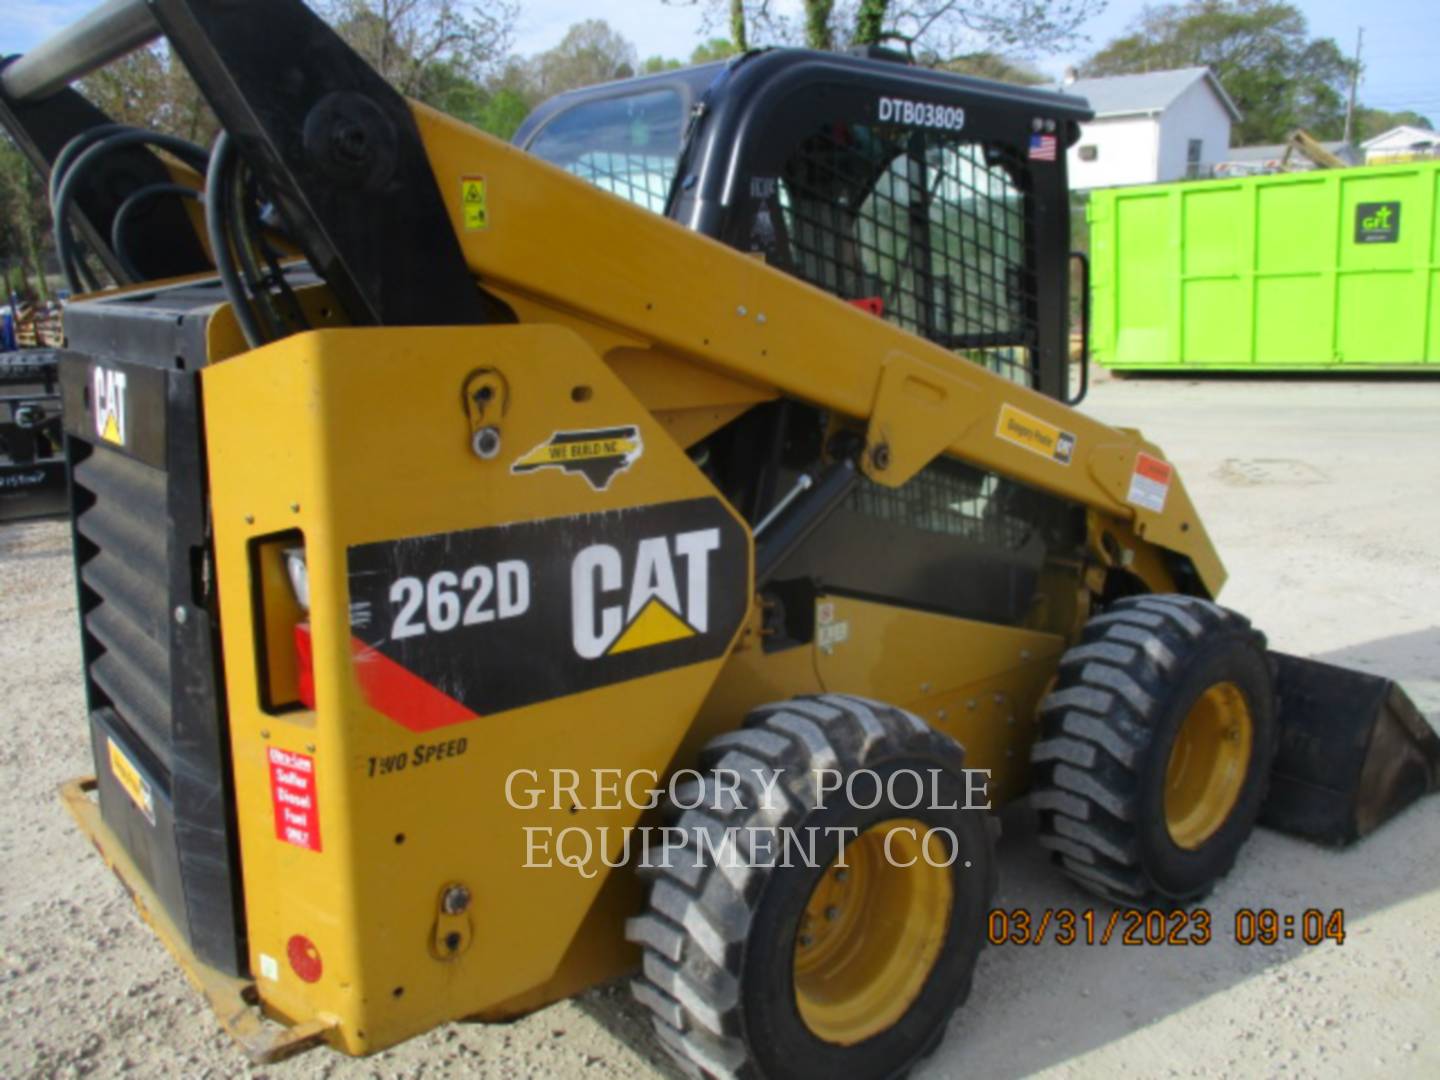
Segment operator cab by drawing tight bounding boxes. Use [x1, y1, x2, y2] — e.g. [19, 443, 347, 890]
[515, 49, 1092, 401]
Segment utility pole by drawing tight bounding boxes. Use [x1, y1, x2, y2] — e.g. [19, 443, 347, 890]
[1343, 27, 1363, 147]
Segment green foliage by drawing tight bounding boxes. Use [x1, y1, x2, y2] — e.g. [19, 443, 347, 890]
[690, 38, 740, 64]
[730, 0, 749, 51]
[318, 0, 516, 96]
[641, 56, 685, 74]
[0, 139, 51, 301]
[474, 88, 533, 141]
[804, 1, 836, 50]
[851, 1, 1106, 59]
[78, 44, 217, 144]
[529, 19, 639, 97]
[854, 0, 888, 46]
[415, 58, 488, 125]
[940, 52, 1049, 85]
[1353, 108, 1434, 142]
[1083, 0, 1354, 144]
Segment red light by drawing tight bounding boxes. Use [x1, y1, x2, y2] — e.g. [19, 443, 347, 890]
[287, 934, 323, 983]
[294, 622, 315, 709]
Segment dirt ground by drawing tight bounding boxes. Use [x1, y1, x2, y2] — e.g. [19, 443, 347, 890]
[2, 374, 1438, 1079]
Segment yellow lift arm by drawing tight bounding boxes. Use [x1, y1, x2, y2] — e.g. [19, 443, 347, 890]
[403, 105, 1223, 596]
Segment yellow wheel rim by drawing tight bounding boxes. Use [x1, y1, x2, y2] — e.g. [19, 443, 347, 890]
[793, 819, 953, 1045]
[1164, 682, 1254, 849]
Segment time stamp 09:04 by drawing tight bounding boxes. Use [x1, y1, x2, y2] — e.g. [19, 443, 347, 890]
[987, 907, 1347, 947]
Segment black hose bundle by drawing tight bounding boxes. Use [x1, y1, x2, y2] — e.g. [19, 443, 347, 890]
[204, 132, 308, 348]
[49, 124, 304, 349]
[50, 124, 209, 292]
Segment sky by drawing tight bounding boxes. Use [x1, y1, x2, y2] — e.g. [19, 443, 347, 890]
[4, 1, 1437, 121]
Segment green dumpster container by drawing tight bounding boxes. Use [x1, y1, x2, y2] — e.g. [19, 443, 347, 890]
[1089, 160, 1440, 371]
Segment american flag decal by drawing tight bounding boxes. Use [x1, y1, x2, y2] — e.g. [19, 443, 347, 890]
[1029, 133, 1058, 161]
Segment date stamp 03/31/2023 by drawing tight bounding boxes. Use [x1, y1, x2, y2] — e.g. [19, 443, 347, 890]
[987, 907, 1347, 947]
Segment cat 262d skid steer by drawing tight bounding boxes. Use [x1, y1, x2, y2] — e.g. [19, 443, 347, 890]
[3, 2, 1437, 1076]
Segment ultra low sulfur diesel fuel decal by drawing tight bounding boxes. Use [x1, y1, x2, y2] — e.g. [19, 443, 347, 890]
[345, 498, 749, 729]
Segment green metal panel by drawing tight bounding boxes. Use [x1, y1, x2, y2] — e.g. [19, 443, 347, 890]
[1089, 160, 1440, 370]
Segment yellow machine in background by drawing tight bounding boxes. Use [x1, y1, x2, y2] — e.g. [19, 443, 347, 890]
[3, 1, 1436, 1076]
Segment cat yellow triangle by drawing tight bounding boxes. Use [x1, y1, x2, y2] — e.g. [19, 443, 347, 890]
[100, 412, 121, 444]
[608, 598, 695, 655]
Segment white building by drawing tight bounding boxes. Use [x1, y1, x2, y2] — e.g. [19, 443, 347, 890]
[1062, 67, 1240, 190]
[1361, 125, 1439, 164]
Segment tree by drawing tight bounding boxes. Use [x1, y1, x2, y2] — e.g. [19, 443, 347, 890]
[528, 20, 639, 97]
[662, 1, 791, 53]
[474, 87, 533, 140]
[804, 1, 836, 50]
[1082, 1, 1353, 144]
[849, 1, 1107, 58]
[317, 0, 516, 99]
[855, 0, 888, 46]
[1353, 107, 1433, 142]
[669, 0, 1100, 58]
[417, 57, 489, 127]
[729, 0, 750, 50]
[79, 44, 217, 144]
[0, 140, 51, 301]
[942, 52, 1048, 85]
[641, 56, 685, 74]
[691, 38, 741, 63]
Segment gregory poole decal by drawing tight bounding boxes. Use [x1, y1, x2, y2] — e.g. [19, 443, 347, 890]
[995, 403, 1075, 465]
[345, 498, 748, 729]
[511, 426, 643, 490]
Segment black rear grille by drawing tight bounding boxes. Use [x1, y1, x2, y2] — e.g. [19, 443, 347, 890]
[59, 345, 245, 976]
[75, 448, 174, 770]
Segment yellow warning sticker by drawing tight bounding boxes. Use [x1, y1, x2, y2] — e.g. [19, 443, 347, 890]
[995, 403, 1076, 466]
[108, 737, 155, 825]
[461, 175, 488, 230]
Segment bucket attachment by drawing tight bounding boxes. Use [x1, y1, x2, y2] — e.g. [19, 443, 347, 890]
[1262, 652, 1440, 846]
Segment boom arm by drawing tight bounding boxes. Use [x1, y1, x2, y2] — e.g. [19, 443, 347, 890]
[408, 106, 1225, 595]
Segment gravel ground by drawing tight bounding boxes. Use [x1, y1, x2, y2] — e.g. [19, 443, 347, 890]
[2, 374, 1438, 1079]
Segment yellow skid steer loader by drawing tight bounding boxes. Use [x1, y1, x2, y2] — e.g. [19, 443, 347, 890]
[1, 2, 1435, 1076]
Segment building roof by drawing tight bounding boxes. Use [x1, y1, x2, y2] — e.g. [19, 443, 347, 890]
[1361, 125, 1439, 151]
[1063, 67, 1242, 123]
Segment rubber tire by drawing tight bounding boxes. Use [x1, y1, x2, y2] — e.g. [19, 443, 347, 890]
[626, 693, 997, 1080]
[1029, 594, 1277, 906]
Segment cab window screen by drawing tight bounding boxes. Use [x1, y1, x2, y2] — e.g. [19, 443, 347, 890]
[527, 89, 684, 214]
[770, 124, 1037, 387]
[848, 456, 1036, 551]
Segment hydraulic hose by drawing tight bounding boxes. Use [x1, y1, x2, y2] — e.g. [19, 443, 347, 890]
[51, 128, 208, 291]
[109, 182, 200, 281]
[204, 132, 264, 348]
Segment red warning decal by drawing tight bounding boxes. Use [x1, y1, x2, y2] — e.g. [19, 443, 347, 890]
[1127, 452, 1174, 513]
[351, 637, 478, 733]
[269, 747, 321, 852]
